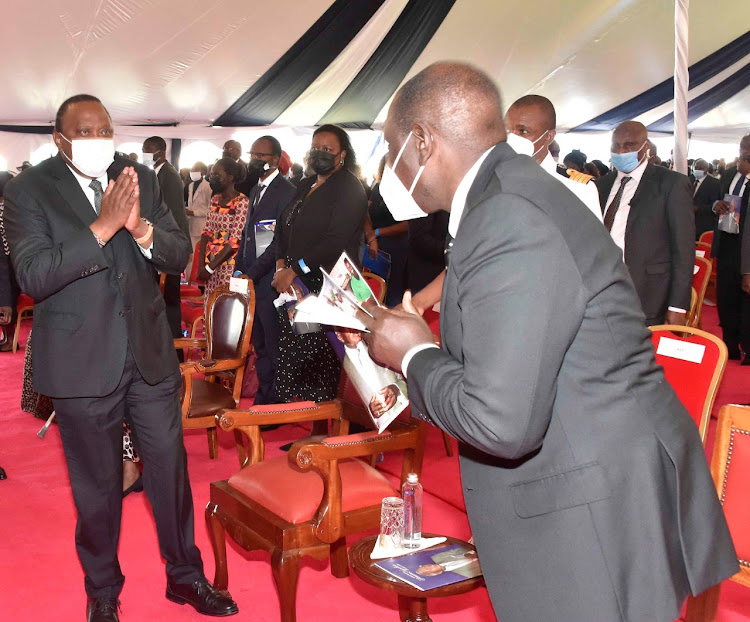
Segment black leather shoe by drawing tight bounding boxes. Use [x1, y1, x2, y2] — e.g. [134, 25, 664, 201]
[742, 356, 750, 366]
[728, 349, 742, 360]
[166, 579, 238, 616]
[0, 467, 6, 480]
[87, 597, 120, 622]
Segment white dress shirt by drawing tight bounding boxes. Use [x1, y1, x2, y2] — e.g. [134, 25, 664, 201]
[727, 170, 750, 197]
[404, 146, 495, 375]
[154, 161, 165, 176]
[693, 175, 706, 197]
[540, 153, 603, 222]
[605, 159, 685, 314]
[256, 168, 279, 203]
[66, 163, 153, 258]
[604, 158, 648, 256]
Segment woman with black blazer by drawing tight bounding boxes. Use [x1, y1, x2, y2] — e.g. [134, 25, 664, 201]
[272, 124, 368, 402]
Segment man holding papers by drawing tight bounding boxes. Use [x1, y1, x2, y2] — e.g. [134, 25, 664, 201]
[358, 63, 737, 622]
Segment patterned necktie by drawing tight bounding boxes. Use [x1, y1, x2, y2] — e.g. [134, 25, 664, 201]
[251, 183, 265, 214]
[444, 233, 454, 267]
[603, 176, 632, 232]
[89, 179, 103, 215]
[731, 175, 746, 196]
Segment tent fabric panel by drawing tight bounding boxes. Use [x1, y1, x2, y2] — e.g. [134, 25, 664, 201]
[647, 62, 750, 132]
[317, 0, 457, 128]
[573, 30, 750, 131]
[212, 0, 386, 127]
[273, 0, 408, 128]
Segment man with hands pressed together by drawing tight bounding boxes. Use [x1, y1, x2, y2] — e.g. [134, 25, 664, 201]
[3, 95, 238, 622]
[359, 64, 736, 622]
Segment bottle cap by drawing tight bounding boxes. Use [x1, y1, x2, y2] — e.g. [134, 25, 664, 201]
[407, 473, 419, 484]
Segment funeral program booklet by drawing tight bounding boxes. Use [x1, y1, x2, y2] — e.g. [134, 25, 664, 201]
[292, 252, 410, 433]
[375, 544, 482, 591]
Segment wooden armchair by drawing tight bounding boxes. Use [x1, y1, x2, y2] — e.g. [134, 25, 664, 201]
[174, 279, 255, 458]
[205, 401, 426, 622]
[683, 404, 750, 621]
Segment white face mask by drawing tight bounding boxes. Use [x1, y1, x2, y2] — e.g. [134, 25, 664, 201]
[506, 130, 549, 159]
[379, 131, 428, 221]
[142, 152, 155, 169]
[190, 171, 202, 182]
[59, 134, 115, 178]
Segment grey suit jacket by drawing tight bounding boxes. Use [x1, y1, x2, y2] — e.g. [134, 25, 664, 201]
[595, 164, 695, 324]
[407, 143, 737, 622]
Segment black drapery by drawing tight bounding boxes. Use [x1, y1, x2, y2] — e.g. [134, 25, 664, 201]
[317, 0, 456, 129]
[213, 0, 385, 127]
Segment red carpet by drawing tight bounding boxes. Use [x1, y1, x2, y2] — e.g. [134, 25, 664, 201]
[1, 311, 749, 621]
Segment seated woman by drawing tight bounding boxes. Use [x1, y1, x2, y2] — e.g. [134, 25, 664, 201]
[198, 158, 250, 301]
[272, 124, 368, 403]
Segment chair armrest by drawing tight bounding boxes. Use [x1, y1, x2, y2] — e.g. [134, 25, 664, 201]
[174, 337, 207, 350]
[289, 421, 421, 467]
[216, 400, 342, 431]
[181, 358, 244, 376]
[287, 420, 425, 545]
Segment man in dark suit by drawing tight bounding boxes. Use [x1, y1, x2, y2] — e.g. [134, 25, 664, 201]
[3, 95, 238, 622]
[711, 135, 750, 360]
[692, 158, 722, 239]
[594, 121, 695, 325]
[359, 63, 736, 622]
[142, 136, 190, 344]
[235, 136, 296, 405]
[223, 139, 259, 197]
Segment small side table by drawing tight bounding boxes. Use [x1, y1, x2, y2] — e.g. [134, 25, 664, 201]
[349, 533, 485, 622]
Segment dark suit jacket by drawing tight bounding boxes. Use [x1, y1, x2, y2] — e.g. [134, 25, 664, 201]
[408, 143, 737, 621]
[3, 154, 191, 398]
[0, 252, 13, 308]
[693, 175, 722, 239]
[235, 173, 296, 287]
[157, 161, 191, 244]
[407, 210, 449, 293]
[710, 167, 750, 272]
[595, 164, 695, 324]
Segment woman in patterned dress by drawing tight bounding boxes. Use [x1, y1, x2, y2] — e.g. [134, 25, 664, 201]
[197, 158, 249, 299]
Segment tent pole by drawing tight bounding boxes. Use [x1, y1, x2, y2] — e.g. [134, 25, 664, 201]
[673, 0, 690, 174]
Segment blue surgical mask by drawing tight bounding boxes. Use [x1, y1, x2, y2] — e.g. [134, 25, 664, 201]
[693, 170, 706, 180]
[610, 140, 648, 173]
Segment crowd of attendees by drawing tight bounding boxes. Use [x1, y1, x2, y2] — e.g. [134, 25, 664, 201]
[0, 78, 748, 622]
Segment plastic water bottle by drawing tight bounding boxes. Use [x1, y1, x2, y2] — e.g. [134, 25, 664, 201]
[402, 473, 423, 548]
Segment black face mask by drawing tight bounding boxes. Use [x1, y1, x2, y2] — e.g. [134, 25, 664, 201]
[248, 159, 271, 176]
[209, 177, 226, 194]
[309, 150, 339, 176]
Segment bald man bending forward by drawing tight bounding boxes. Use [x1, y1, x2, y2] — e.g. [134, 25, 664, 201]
[363, 63, 737, 622]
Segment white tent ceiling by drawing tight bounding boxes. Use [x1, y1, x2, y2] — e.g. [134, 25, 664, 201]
[0, 0, 747, 169]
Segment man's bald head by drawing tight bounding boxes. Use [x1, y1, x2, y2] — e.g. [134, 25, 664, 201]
[391, 62, 505, 151]
[383, 63, 506, 217]
[612, 121, 648, 151]
[222, 140, 242, 161]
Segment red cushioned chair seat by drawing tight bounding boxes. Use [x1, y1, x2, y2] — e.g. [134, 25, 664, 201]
[181, 301, 204, 323]
[227, 456, 397, 524]
[17, 293, 34, 309]
[181, 285, 203, 298]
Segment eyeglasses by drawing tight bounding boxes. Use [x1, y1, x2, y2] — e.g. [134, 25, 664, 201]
[248, 152, 273, 159]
